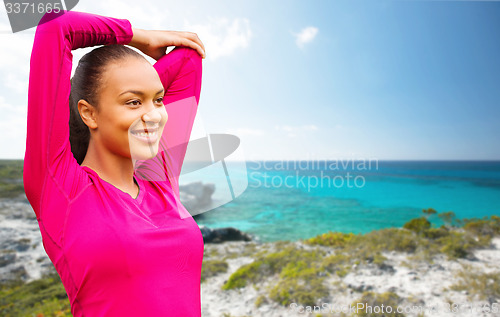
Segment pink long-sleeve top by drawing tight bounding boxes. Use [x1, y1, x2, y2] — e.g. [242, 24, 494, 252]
[23, 10, 204, 316]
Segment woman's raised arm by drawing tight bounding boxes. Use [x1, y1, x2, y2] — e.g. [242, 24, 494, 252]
[127, 29, 204, 198]
[153, 47, 203, 199]
[23, 11, 133, 218]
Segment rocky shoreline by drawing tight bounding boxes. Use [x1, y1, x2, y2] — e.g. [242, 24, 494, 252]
[198, 238, 500, 317]
[0, 195, 51, 283]
[1, 194, 500, 317]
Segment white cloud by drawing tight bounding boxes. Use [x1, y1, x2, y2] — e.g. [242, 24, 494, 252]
[184, 17, 252, 61]
[293, 26, 318, 49]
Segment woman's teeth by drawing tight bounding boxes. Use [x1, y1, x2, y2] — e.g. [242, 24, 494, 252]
[134, 131, 157, 137]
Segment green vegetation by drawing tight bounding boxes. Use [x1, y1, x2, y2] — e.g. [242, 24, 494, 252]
[269, 259, 329, 306]
[449, 264, 500, 301]
[0, 272, 71, 317]
[201, 259, 228, 283]
[439, 211, 461, 227]
[254, 294, 267, 307]
[351, 291, 404, 317]
[306, 232, 357, 248]
[0, 160, 24, 198]
[222, 244, 329, 306]
[3, 209, 500, 315]
[422, 207, 437, 218]
[403, 217, 430, 234]
[305, 212, 500, 261]
[220, 210, 500, 309]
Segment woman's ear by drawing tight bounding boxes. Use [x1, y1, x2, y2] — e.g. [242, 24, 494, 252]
[78, 100, 98, 130]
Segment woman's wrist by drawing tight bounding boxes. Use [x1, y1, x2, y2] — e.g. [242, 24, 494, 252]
[128, 27, 205, 60]
[129, 27, 149, 51]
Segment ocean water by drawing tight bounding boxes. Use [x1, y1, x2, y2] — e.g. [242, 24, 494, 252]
[186, 160, 500, 243]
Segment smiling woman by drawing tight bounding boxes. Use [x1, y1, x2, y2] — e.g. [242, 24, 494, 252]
[23, 10, 206, 317]
[75, 51, 168, 177]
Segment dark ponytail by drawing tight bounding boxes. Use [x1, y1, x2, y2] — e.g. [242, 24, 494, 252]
[69, 44, 144, 164]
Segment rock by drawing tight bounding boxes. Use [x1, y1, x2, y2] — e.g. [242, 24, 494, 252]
[0, 197, 35, 220]
[487, 297, 498, 305]
[11, 265, 28, 281]
[465, 253, 478, 261]
[0, 265, 28, 284]
[179, 181, 215, 212]
[430, 264, 445, 271]
[351, 284, 373, 293]
[0, 251, 16, 267]
[379, 263, 396, 273]
[13, 238, 31, 252]
[199, 226, 252, 243]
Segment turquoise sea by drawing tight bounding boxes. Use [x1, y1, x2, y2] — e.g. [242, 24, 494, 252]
[188, 160, 500, 243]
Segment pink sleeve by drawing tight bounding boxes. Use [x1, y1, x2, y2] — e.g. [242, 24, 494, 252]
[23, 11, 133, 218]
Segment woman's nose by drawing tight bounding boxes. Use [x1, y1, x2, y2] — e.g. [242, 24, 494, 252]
[141, 107, 162, 123]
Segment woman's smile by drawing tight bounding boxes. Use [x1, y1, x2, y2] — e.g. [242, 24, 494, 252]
[130, 127, 159, 143]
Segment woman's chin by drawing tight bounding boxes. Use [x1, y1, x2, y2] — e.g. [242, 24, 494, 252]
[128, 132, 162, 161]
[129, 143, 160, 161]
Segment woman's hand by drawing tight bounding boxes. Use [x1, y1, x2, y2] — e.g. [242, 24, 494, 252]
[129, 27, 206, 61]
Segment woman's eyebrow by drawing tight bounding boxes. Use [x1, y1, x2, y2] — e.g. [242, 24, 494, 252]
[119, 88, 165, 97]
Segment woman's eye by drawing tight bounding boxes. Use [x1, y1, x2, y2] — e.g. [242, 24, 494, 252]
[127, 100, 141, 106]
[155, 97, 164, 104]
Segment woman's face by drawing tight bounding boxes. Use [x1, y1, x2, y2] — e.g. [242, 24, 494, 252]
[94, 57, 167, 161]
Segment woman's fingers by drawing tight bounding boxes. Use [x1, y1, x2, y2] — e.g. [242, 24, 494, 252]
[131, 29, 206, 60]
[174, 32, 205, 58]
[186, 32, 205, 53]
[180, 36, 206, 59]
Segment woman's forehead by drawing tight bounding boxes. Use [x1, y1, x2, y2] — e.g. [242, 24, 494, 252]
[100, 58, 163, 96]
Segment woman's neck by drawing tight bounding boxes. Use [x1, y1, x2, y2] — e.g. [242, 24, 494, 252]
[81, 138, 138, 198]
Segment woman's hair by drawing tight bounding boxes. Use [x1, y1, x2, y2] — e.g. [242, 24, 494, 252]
[69, 44, 145, 164]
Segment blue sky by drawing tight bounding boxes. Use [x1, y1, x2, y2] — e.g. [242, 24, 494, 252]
[0, 0, 499, 160]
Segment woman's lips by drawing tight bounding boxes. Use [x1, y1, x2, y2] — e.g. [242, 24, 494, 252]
[130, 127, 159, 143]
